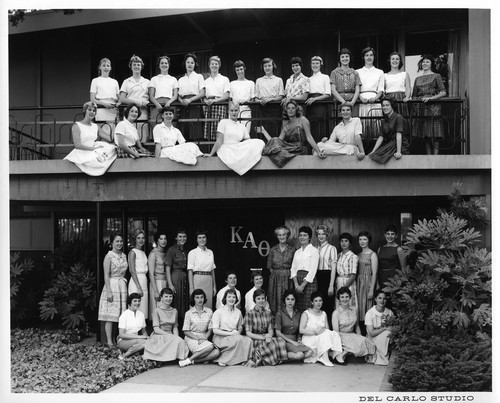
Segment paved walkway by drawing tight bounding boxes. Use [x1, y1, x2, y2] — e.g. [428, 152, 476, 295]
[102, 356, 396, 393]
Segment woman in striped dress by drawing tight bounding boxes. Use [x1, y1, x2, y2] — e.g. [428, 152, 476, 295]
[335, 233, 359, 310]
[98, 233, 128, 346]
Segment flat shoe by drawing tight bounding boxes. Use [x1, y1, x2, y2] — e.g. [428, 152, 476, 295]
[334, 357, 347, 366]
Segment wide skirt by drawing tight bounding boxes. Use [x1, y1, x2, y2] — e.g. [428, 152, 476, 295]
[411, 102, 443, 139]
[216, 139, 265, 176]
[128, 273, 149, 319]
[159, 143, 202, 165]
[262, 137, 308, 168]
[149, 279, 167, 319]
[64, 142, 117, 176]
[369, 137, 409, 164]
[301, 330, 342, 363]
[250, 337, 288, 366]
[213, 334, 253, 366]
[143, 332, 189, 362]
[295, 271, 318, 313]
[193, 274, 214, 310]
[366, 330, 392, 365]
[98, 277, 128, 322]
[267, 269, 293, 314]
[184, 334, 214, 353]
[339, 332, 376, 357]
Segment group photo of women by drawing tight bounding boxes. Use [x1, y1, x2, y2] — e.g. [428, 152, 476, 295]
[98, 223, 405, 368]
[65, 49, 448, 175]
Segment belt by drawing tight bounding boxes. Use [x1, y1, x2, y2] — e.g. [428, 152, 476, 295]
[193, 271, 212, 275]
[180, 94, 196, 99]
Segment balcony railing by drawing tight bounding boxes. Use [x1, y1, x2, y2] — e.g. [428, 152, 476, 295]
[9, 98, 467, 161]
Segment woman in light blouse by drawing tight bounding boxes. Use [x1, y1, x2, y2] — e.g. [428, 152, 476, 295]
[330, 232, 358, 310]
[229, 60, 255, 132]
[127, 229, 149, 319]
[291, 226, 319, 312]
[187, 230, 217, 310]
[149, 55, 179, 122]
[305, 56, 331, 140]
[114, 104, 152, 158]
[203, 55, 230, 141]
[177, 53, 205, 141]
[117, 293, 148, 360]
[383, 51, 411, 117]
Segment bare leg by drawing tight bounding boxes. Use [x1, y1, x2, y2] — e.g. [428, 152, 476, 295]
[104, 321, 114, 345]
[260, 126, 272, 142]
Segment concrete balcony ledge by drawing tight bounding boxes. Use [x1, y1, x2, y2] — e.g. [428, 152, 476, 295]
[9, 154, 491, 176]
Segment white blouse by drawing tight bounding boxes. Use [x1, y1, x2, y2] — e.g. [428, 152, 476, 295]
[153, 123, 186, 148]
[290, 243, 319, 283]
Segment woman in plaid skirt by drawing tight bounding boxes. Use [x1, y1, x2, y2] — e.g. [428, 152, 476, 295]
[114, 104, 152, 158]
[203, 56, 230, 141]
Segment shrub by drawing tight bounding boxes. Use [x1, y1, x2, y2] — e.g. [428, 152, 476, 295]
[10, 252, 34, 316]
[11, 328, 157, 393]
[389, 332, 492, 391]
[39, 262, 97, 329]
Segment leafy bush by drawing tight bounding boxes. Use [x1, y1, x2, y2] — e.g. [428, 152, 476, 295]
[11, 328, 157, 393]
[39, 262, 97, 329]
[389, 332, 492, 391]
[10, 252, 34, 315]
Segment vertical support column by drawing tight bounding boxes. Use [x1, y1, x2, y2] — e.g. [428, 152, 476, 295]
[95, 201, 102, 343]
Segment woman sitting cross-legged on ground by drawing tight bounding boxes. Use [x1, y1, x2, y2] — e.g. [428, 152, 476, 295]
[331, 286, 376, 365]
[143, 288, 189, 363]
[274, 289, 315, 361]
[203, 101, 265, 175]
[299, 291, 343, 366]
[244, 289, 288, 367]
[365, 290, 395, 366]
[316, 104, 366, 160]
[117, 293, 149, 360]
[153, 105, 202, 165]
[210, 289, 253, 366]
[179, 289, 220, 367]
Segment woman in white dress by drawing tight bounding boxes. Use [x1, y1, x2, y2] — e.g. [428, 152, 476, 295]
[127, 229, 149, 319]
[64, 101, 117, 176]
[383, 51, 411, 117]
[114, 104, 152, 158]
[210, 289, 253, 366]
[90, 58, 120, 135]
[365, 290, 395, 366]
[299, 291, 343, 366]
[203, 101, 265, 176]
[153, 106, 202, 165]
[230, 60, 255, 132]
[317, 104, 366, 159]
[356, 47, 384, 139]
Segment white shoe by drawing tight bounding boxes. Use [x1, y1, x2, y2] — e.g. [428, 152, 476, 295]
[179, 358, 192, 367]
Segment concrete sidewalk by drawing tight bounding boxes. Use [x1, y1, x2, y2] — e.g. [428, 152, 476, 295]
[102, 356, 395, 393]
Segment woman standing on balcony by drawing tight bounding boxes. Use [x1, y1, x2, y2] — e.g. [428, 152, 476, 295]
[127, 229, 149, 320]
[330, 48, 361, 116]
[148, 231, 168, 318]
[260, 100, 325, 168]
[98, 233, 128, 346]
[229, 60, 255, 132]
[149, 55, 179, 123]
[203, 56, 230, 141]
[411, 54, 446, 155]
[90, 58, 120, 135]
[64, 101, 117, 176]
[119, 55, 150, 141]
[383, 51, 411, 117]
[305, 56, 331, 139]
[203, 101, 265, 176]
[153, 106, 202, 165]
[114, 105, 152, 158]
[357, 47, 384, 139]
[177, 53, 205, 141]
[282, 57, 310, 106]
[368, 98, 409, 164]
[255, 57, 285, 136]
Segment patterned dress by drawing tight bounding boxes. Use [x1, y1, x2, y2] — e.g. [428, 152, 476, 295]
[262, 120, 311, 168]
[284, 73, 310, 99]
[182, 306, 214, 353]
[329, 67, 361, 115]
[331, 305, 376, 357]
[143, 306, 189, 361]
[267, 243, 296, 314]
[411, 73, 445, 139]
[244, 306, 288, 366]
[98, 251, 128, 322]
[357, 251, 375, 321]
[335, 250, 359, 310]
[149, 249, 168, 318]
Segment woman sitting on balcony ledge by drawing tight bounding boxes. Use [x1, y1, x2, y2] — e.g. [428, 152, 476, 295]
[64, 101, 117, 176]
[114, 104, 152, 158]
[153, 106, 202, 165]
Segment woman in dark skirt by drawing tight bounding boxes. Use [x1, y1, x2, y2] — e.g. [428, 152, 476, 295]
[166, 227, 189, 327]
[368, 98, 409, 164]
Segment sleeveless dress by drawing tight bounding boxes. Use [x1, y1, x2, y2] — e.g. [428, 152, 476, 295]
[128, 248, 149, 319]
[262, 120, 310, 167]
[357, 251, 375, 321]
[143, 306, 189, 362]
[98, 251, 128, 322]
[149, 249, 168, 318]
[377, 245, 401, 289]
[301, 310, 342, 364]
[64, 122, 117, 176]
[332, 305, 376, 357]
[384, 72, 410, 117]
